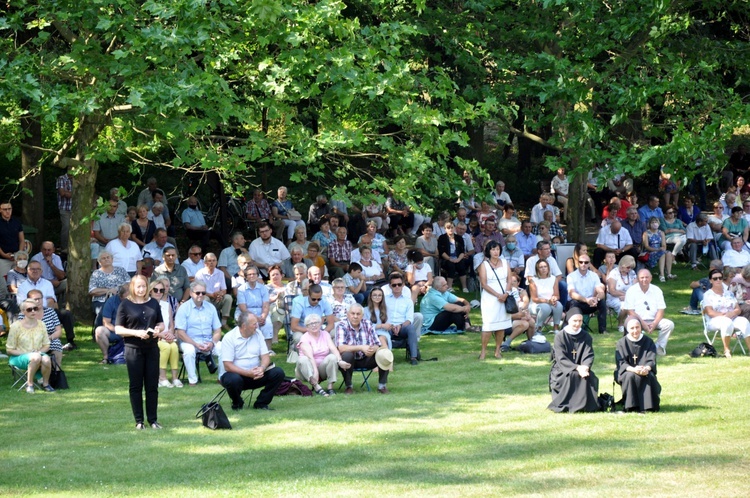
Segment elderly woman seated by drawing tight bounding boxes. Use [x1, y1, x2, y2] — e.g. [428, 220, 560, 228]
[7, 299, 55, 393]
[548, 308, 599, 413]
[606, 255, 637, 333]
[702, 268, 750, 358]
[615, 318, 661, 412]
[295, 314, 350, 397]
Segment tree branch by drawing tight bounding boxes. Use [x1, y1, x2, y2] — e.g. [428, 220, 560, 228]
[507, 125, 560, 151]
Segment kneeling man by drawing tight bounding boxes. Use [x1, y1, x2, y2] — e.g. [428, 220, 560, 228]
[221, 312, 285, 410]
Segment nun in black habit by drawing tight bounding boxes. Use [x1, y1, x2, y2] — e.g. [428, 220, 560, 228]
[548, 308, 600, 413]
[615, 317, 661, 412]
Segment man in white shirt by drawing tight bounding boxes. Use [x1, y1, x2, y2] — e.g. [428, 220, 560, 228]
[194, 253, 233, 330]
[623, 270, 674, 355]
[722, 236, 750, 269]
[183, 245, 205, 281]
[686, 214, 716, 269]
[593, 219, 636, 267]
[384, 272, 423, 365]
[491, 181, 513, 209]
[220, 312, 285, 410]
[530, 193, 557, 225]
[31, 241, 67, 302]
[141, 229, 174, 266]
[566, 255, 607, 334]
[497, 204, 522, 236]
[248, 221, 290, 278]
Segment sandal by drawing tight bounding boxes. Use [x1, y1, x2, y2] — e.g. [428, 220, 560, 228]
[314, 385, 329, 397]
[465, 325, 482, 333]
[98, 359, 108, 365]
[667, 274, 677, 280]
[659, 275, 666, 282]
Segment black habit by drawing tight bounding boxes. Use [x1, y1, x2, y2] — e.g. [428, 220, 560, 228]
[615, 333, 661, 412]
[548, 328, 600, 413]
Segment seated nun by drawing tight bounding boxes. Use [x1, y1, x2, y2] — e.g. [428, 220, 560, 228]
[548, 308, 600, 413]
[615, 317, 661, 413]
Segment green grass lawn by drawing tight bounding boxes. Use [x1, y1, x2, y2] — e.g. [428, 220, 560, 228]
[2, 264, 750, 496]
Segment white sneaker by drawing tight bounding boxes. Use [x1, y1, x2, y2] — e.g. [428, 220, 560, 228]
[268, 350, 276, 356]
[158, 379, 173, 388]
[172, 379, 183, 388]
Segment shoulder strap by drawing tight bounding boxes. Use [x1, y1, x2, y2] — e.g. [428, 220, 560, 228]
[487, 259, 505, 294]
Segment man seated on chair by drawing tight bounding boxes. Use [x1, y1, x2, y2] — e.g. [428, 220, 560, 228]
[622, 269, 674, 356]
[248, 221, 290, 278]
[281, 247, 313, 279]
[94, 284, 127, 364]
[31, 241, 67, 305]
[593, 219, 637, 267]
[194, 253, 233, 330]
[335, 304, 392, 394]
[220, 311, 285, 410]
[722, 236, 750, 270]
[141, 228, 174, 266]
[384, 272, 423, 365]
[686, 214, 715, 270]
[175, 281, 223, 386]
[566, 254, 607, 334]
[289, 284, 335, 355]
[307, 265, 332, 296]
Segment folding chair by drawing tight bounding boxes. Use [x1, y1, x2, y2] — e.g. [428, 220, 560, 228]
[10, 364, 29, 391]
[338, 368, 372, 392]
[701, 302, 747, 356]
[178, 352, 214, 384]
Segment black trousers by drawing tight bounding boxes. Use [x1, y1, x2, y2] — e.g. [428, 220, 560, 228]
[56, 309, 75, 344]
[389, 213, 414, 233]
[125, 344, 160, 425]
[566, 299, 607, 333]
[441, 258, 470, 279]
[186, 227, 227, 251]
[221, 366, 285, 408]
[340, 351, 388, 386]
[430, 310, 466, 331]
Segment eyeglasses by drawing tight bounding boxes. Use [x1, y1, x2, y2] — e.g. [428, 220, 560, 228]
[710, 276, 723, 281]
[152, 288, 165, 293]
[193, 291, 206, 296]
[391, 283, 404, 287]
[24, 306, 39, 313]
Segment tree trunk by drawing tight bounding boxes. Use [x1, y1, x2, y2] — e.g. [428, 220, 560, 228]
[20, 108, 45, 246]
[567, 162, 587, 243]
[67, 158, 98, 319]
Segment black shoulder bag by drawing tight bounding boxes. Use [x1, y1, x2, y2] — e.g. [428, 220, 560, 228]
[196, 389, 232, 430]
[488, 259, 518, 314]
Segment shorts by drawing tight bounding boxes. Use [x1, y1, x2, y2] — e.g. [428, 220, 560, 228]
[9, 352, 48, 370]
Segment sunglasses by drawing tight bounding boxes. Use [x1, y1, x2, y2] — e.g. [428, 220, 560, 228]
[152, 288, 165, 294]
[309, 297, 321, 302]
[193, 291, 206, 296]
[24, 306, 40, 313]
[579, 261, 591, 265]
[710, 276, 723, 281]
[391, 283, 404, 287]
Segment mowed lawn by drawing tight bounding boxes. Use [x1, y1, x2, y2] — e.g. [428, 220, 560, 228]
[2, 266, 750, 497]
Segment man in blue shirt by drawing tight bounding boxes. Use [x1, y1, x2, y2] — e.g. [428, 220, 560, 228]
[181, 196, 226, 251]
[516, 221, 538, 259]
[93, 285, 127, 364]
[420, 276, 478, 332]
[638, 196, 664, 224]
[384, 272, 423, 365]
[175, 280, 223, 385]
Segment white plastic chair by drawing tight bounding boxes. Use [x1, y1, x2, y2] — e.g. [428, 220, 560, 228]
[701, 301, 747, 356]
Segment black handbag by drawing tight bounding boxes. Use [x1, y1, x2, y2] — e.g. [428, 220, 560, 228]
[50, 355, 69, 390]
[196, 390, 232, 430]
[489, 260, 519, 314]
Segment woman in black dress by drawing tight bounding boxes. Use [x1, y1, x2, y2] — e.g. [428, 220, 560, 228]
[615, 318, 661, 412]
[548, 308, 600, 413]
[115, 275, 165, 429]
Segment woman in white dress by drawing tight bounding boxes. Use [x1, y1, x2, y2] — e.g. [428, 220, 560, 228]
[606, 255, 637, 333]
[703, 268, 750, 358]
[477, 240, 512, 360]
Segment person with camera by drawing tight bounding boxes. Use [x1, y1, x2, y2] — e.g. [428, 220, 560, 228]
[115, 275, 165, 429]
[175, 281, 223, 386]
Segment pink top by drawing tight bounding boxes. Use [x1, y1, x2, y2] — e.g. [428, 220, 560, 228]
[298, 330, 332, 363]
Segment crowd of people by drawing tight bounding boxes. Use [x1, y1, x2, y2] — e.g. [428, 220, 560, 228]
[5, 149, 750, 423]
